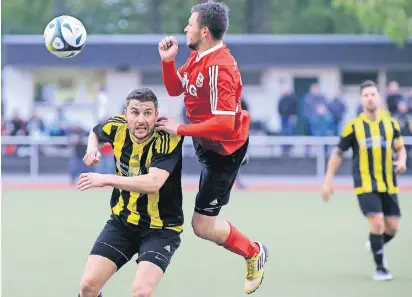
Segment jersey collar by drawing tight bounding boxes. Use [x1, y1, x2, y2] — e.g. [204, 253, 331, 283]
[195, 42, 224, 62]
[360, 111, 383, 124]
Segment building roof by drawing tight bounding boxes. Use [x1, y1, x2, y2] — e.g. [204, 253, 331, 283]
[2, 34, 412, 69]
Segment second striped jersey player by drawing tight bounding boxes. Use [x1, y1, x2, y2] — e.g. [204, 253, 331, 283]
[75, 87, 184, 297]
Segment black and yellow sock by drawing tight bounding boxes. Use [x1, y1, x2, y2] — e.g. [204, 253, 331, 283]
[369, 233, 384, 268]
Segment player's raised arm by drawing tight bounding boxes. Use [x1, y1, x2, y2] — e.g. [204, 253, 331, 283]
[322, 122, 355, 201]
[83, 115, 126, 166]
[159, 36, 185, 96]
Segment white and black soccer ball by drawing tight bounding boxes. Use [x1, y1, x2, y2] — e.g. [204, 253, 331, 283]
[43, 15, 87, 58]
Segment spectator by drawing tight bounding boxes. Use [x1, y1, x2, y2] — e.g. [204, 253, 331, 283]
[386, 81, 403, 115]
[48, 107, 70, 136]
[394, 100, 412, 137]
[278, 86, 298, 154]
[328, 90, 346, 135]
[278, 86, 298, 136]
[303, 83, 327, 136]
[406, 88, 412, 113]
[26, 111, 45, 137]
[9, 111, 28, 136]
[309, 104, 334, 136]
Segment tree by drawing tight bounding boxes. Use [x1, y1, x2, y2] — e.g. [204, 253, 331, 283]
[333, 0, 412, 45]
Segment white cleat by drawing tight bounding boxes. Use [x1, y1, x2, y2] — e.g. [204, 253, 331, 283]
[373, 268, 393, 281]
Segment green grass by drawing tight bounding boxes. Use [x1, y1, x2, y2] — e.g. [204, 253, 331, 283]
[2, 189, 412, 297]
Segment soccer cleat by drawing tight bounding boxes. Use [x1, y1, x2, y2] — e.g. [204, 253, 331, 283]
[244, 242, 268, 294]
[373, 268, 393, 281]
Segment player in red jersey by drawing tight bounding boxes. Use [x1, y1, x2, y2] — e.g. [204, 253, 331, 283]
[156, 2, 268, 294]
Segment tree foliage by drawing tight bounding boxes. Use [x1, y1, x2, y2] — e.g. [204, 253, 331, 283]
[333, 0, 412, 45]
[2, 0, 411, 45]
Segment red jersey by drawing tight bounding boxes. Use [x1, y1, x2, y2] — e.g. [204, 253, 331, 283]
[162, 42, 250, 155]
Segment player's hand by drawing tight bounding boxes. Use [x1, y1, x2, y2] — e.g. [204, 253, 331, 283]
[158, 36, 179, 62]
[394, 160, 407, 174]
[83, 149, 101, 166]
[321, 182, 334, 202]
[76, 173, 107, 191]
[155, 116, 179, 136]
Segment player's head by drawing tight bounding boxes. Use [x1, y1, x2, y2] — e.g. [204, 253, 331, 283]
[360, 80, 380, 113]
[124, 87, 159, 142]
[185, 2, 229, 50]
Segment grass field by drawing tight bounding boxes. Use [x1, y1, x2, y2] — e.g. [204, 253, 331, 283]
[2, 188, 412, 297]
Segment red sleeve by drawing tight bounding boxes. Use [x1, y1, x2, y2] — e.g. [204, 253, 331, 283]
[208, 65, 238, 115]
[177, 115, 234, 137]
[161, 60, 184, 96]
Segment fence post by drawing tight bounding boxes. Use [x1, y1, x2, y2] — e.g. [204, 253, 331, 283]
[316, 144, 326, 180]
[29, 142, 39, 178]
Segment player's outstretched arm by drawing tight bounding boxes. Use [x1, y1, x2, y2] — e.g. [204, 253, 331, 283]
[155, 115, 235, 137]
[103, 167, 170, 193]
[76, 167, 170, 193]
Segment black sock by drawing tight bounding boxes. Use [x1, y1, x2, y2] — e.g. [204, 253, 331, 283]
[383, 233, 394, 244]
[369, 233, 384, 268]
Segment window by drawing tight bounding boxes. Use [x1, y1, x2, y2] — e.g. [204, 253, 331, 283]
[341, 71, 378, 85]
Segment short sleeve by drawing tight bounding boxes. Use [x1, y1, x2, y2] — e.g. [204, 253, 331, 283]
[92, 115, 126, 144]
[391, 118, 405, 148]
[392, 119, 402, 139]
[150, 133, 183, 174]
[337, 122, 355, 152]
[208, 65, 238, 115]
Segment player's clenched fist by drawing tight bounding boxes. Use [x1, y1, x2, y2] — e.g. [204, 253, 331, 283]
[158, 36, 179, 62]
[83, 149, 101, 166]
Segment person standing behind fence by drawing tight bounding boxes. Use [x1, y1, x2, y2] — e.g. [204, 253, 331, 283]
[278, 86, 298, 154]
[386, 81, 403, 115]
[328, 90, 346, 136]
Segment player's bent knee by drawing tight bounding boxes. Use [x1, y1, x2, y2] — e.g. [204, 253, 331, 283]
[132, 286, 154, 297]
[80, 277, 101, 297]
[385, 217, 400, 234]
[191, 214, 215, 239]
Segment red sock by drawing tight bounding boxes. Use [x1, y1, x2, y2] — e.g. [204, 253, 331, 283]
[223, 223, 260, 259]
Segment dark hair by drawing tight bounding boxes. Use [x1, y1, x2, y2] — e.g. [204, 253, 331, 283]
[125, 87, 158, 109]
[191, 2, 229, 40]
[360, 80, 378, 93]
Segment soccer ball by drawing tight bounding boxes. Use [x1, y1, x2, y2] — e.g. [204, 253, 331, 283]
[43, 15, 87, 58]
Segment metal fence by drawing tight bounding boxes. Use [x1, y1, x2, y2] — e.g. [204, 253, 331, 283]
[2, 136, 412, 178]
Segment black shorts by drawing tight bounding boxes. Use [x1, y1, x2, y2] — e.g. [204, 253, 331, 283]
[357, 192, 401, 217]
[193, 137, 249, 216]
[90, 216, 181, 272]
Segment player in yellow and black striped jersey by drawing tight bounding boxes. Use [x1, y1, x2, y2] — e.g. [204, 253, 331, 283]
[75, 87, 184, 297]
[322, 80, 407, 281]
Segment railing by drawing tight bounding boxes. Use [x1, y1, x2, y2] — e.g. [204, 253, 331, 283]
[2, 136, 412, 178]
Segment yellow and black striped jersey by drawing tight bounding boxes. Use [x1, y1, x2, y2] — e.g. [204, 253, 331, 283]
[338, 112, 404, 195]
[93, 115, 184, 232]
